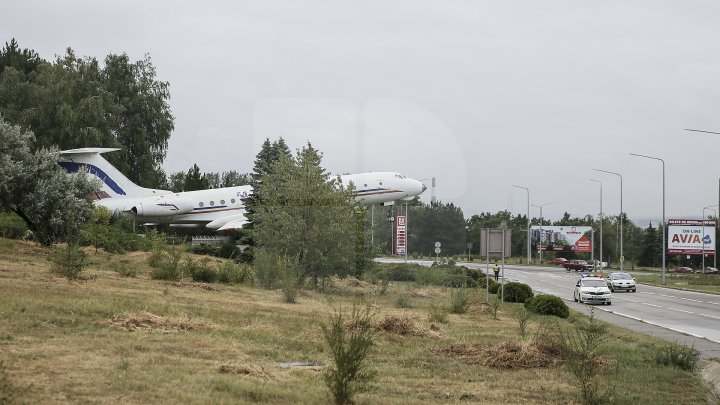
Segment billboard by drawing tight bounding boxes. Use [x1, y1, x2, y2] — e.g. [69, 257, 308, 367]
[395, 215, 406, 255]
[667, 219, 715, 255]
[530, 226, 592, 252]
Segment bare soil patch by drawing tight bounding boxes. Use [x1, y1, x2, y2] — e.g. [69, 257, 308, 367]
[439, 340, 564, 369]
[109, 311, 214, 332]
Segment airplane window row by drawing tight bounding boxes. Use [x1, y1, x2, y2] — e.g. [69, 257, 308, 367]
[197, 198, 235, 208]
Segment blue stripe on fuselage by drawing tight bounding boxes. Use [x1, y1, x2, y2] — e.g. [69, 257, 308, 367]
[58, 162, 126, 196]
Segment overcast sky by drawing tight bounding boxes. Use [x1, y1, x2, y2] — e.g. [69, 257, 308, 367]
[4, 1, 720, 224]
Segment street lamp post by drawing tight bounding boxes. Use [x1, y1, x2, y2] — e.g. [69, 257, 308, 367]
[465, 225, 470, 262]
[531, 202, 552, 264]
[512, 185, 531, 265]
[702, 204, 718, 274]
[593, 169, 624, 273]
[589, 179, 603, 271]
[629, 153, 666, 284]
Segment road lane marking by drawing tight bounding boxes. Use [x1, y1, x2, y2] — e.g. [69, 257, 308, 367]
[640, 290, 720, 306]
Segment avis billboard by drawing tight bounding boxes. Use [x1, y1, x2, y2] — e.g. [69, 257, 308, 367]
[530, 226, 592, 252]
[667, 219, 715, 255]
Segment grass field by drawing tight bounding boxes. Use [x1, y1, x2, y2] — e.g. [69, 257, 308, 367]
[0, 238, 713, 404]
[631, 272, 720, 294]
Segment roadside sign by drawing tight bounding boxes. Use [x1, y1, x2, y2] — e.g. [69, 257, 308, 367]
[620, 256, 624, 262]
[435, 242, 441, 248]
[434, 247, 441, 254]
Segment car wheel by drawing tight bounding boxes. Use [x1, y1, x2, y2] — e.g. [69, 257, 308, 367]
[607, 301, 611, 306]
[632, 288, 636, 292]
[609, 286, 614, 292]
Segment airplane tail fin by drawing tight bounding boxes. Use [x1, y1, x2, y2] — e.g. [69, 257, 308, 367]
[59, 148, 169, 199]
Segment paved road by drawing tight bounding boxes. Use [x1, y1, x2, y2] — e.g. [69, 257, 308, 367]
[378, 258, 720, 358]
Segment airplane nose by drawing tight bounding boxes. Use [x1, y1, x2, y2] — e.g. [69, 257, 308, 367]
[421, 184, 427, 193]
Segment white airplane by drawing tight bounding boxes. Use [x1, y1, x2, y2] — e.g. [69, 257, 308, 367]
[59, 148, 426, 231]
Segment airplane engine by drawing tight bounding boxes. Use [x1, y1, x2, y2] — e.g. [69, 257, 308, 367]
[132, 197, 194, 217]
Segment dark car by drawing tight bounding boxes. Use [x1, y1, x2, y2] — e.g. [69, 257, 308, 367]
[563, 260, 592, 272]
[547, 258, 568, 266]
[674, 267, 694, 273]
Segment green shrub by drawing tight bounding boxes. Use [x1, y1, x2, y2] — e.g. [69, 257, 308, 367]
[395, 295, 412, 308]
[525, 295, 570, 318]
[280, 277, 298, 303]
[186, 257, 218, 283]
[323, 306, 376, 405]
[449, 288, 470, 314]
[254, 249, 282, 289]
[218, 261, 254, 284]
[428, 303, 449, 323]
[502, 282, 534, 303]
[380, 263, 418, 282]
[49, 243, 87, 281]
[150, 249, 182, 281]
[488, 280, 501, 294]
[653, 342, 699, 371]
[0, 211, 28, 239]
[112, 261, 138, 278]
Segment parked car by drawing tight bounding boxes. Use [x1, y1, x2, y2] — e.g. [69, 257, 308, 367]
[547, 258, 569, 266]
[574, 276, 612, 305]
[586, 260, 608, 269]
[563, 260, 592, 272]
[706, 267, 719, 275]
[674, 267, 694, 273]
[606, 272, 636, 292]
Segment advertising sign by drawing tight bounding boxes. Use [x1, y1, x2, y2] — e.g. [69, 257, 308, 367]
[667, 219, 715, 255]
[395, 216, 406, 255]
[530, 226, 592, 252]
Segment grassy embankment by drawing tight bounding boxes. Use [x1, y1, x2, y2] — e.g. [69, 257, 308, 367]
[0, 238, 713, 404]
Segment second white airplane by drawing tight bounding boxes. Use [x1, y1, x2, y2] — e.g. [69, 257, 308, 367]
[59, 148, 426, 231]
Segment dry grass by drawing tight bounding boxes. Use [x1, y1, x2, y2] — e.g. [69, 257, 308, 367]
[217, 364, 273, 380]
[0, 238, 713, 404]
[109, 311, 214, 332]
[376, 315, 442, 338]
[439, 340, 564, 369]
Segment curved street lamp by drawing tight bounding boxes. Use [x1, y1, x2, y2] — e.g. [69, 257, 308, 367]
[629, 153, 665, 284]
[531, 202, 553, 264]
[589, 179, 603, 271]
[593, 169, 624, 273]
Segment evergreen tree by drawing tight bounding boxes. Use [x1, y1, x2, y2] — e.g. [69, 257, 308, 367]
[638, 222, 658, 267]
[183, 164, 208, 191]
[254, 144, 359, 287]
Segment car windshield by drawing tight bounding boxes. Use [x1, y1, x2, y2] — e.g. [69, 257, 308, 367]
[612, 274, 632, 280]
[582, 279, 606, 287]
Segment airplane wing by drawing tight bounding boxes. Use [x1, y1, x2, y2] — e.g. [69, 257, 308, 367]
[217, 219, 249, 232]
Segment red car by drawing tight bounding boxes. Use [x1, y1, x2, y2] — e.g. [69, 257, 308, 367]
[547, 258, 569, 266]
[674, 267, 694, 273]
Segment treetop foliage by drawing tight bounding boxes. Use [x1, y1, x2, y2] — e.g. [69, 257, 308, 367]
[0, 38, 174, 188]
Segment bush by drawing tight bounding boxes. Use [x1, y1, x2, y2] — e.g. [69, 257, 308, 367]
[428, 303, 448, 323]
[186, 257, 218, 283]
[379, 263, 418, 282]
[395, 295, 412, 308]
[449, 288, 470, 314]
[254, 249, 282, 289]
[150, 249, 182, 281]
[653, 342, 699, 371]
[218, 261, 254, 284]
[479, 276, 500, 291]
[323, 306, 376, 405]
[112, 261, 138, 278]
[49, 243, 87, 281]
[525, 295, 570, 318]
[502, 282, 534, 303]
[0, 211, 28, 239]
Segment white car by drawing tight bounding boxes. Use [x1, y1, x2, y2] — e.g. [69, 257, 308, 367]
[606, 272, 636, 292]
[573, 277, 612, 305]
